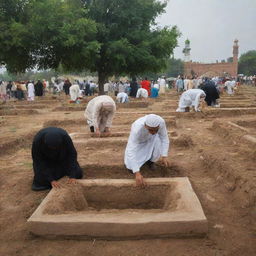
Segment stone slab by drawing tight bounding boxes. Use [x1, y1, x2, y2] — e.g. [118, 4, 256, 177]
[27, 177, 208, 239]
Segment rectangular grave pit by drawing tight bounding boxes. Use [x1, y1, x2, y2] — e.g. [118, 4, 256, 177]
[28, 178, 208, 239]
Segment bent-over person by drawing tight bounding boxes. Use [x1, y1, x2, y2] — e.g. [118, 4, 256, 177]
[84, 95, 116, 137]
[31, 127, 83, 191]
[124, 114, 170, 187]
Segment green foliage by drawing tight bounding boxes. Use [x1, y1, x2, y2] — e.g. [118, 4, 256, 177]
[0, 0, 180, 94]
[85, 0, 179, 92]
[165, 57, 184, 77]
[0, 0, 98, 72]
[238, 50, 256, 76]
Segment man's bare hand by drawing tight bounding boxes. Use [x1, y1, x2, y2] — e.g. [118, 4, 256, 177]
[51, 180, 61, 189]
[160, 156, 169, 167]
[95, 129, 101, 137]
[67, 178, 77, 185]
[135, 172, 147, 188]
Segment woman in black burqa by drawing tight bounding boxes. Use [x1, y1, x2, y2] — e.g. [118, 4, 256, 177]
[31, 127, 83, 191]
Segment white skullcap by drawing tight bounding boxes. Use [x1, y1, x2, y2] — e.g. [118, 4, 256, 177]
[145, 114, 162, 127]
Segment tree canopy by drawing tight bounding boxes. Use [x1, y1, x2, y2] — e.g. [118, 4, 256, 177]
[165, 58, 184, 77]
[238, 50, 256, 76]
[0, 0, 180, 93]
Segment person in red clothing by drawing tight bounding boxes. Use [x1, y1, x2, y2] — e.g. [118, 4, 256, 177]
[140, 77, 151, 96]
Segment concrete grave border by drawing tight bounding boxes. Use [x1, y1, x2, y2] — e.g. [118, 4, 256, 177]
[28, 177, 208, 239]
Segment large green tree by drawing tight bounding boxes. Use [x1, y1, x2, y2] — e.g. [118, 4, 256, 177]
[84, 0, 179, 93]
[0, 0, 98, 72]
[1, 0, 179, 94]
[238, 50, 256, 76]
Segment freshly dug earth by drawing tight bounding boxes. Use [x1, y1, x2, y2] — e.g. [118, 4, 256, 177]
[0, 86, 256, 256]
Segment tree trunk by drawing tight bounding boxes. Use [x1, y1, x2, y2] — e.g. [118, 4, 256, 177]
[98, 71, 106, 95]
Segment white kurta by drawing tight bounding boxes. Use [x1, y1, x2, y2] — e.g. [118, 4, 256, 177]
[27, 83, 35, 100]
[176, 89, 206, 112]
[225, 81, 234, 95]
[124, 115, 169, 173]
[116, 92, 129, 103]
[136, 88, 148, 98]
[159, 78, 166, 94]
[184, 79, 189, 91]
[84, 95, 116, 132]
[69, 84, 80, 101]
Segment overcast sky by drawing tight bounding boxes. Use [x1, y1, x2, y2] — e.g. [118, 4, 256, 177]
[157, 0, 256, 63]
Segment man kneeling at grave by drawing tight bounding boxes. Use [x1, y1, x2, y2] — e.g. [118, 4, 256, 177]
[31, 127, 83, 191]
[84, 95, 116, 137]
[124, 114, 170, 187]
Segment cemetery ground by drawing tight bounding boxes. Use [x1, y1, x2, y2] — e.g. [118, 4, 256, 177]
[0, 86, 256, 256]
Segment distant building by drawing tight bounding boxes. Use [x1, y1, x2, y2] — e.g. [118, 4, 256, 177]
[184, 39, 239, 77]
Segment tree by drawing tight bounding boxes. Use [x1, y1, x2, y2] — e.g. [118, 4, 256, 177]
[0, 0, 180, 94]
[165, 58, 184, 77]
[238, 50, 256, 75]
[84, 0, 179, 93]
[0, 0, 98, 72]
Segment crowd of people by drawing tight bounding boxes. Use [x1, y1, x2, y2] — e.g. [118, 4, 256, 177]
[174, 75, 243, 112]
[1, 72, 253, 190]
[0, 79, 48, 102]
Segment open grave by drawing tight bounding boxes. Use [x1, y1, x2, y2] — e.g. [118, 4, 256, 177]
[80, 163, 185, 179]
[28, 177, 208, 239]
[212, 118, 256, 147]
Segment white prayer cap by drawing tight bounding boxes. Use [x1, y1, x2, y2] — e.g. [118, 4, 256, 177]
[145, 114, 162, 127]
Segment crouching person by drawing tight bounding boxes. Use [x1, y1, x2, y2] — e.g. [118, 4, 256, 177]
[124, 114, 170, 187]
[176, 89, 206, 112]
[31, 127, 83, 191]
[85, 95, 116, 137]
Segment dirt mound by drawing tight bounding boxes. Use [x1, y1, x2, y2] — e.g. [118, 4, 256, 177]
[53, 106, 84, 112]
[172, 135, 194, 148]
[0, 131, 36, 156]
[0, 109, 39, 116]
[117, 102, 150, 108]
[81, 163, 184, 179]
[44, 183, 88, 215]
[43, 119, 85, 127]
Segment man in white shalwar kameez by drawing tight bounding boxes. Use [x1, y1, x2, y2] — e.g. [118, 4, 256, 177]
[225, 79, 236, 95]
[136, 88, 148, 99]
[176, 89, 206, 112]
[124, 114, 170, 187]
[84, 95, 116, 136]
[27, 81, 35, 101]
[69, 83, 80, 102]
[116, 92, 129, 103]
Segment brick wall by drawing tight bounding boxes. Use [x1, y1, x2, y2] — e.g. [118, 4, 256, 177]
[184, 61, 238, 77]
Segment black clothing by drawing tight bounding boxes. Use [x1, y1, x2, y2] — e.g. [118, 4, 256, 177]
[63, 80, 71, 95]
[200, 81, 219, 106]
[35, 81, 44, 96]
[85, 83, 91, 96]
[32, 127, 83, 190]
[16, 88, 24, 100]
[129, 81, 138, 97]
